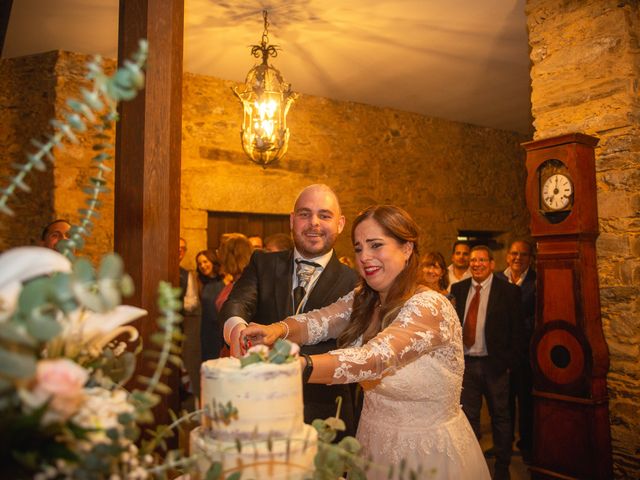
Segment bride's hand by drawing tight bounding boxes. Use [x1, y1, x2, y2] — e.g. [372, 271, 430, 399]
[242, 322, 284, 348]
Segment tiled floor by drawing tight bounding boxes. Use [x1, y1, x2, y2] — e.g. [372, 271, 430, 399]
[479, 401, 531, 479]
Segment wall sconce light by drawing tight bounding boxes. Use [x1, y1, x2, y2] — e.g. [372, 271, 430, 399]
[233, 10, 298, 168]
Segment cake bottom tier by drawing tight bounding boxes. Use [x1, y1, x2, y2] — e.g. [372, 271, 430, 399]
[190, 424, 318, 480]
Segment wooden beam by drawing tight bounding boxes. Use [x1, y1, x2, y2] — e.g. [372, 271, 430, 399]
[115, 0, 184, 419]
[0, 0, 13, 57]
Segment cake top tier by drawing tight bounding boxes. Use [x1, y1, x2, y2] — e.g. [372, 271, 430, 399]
[200, 354, 304, 439]
[202, 355, 300, 378]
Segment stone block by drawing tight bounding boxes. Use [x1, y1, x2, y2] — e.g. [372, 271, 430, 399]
[597, 189, 637, 218]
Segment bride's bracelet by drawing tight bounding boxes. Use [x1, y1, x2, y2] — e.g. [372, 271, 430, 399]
[277, 320, 290, 340]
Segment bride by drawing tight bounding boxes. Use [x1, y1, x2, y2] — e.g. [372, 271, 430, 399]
[240, 205, 490, 479]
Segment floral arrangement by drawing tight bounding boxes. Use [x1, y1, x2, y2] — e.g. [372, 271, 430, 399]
[0, 41, 197, 479]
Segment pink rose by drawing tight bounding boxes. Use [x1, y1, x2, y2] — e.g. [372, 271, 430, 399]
[33, 358, 89, 422]
[289, 342, 300, 356]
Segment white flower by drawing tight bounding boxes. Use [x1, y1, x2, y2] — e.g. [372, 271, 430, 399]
[60, 305, 146, 352]
[246, 344, 269, 356]
[71, 387, 135, 445]
[0, 247, 71, 321]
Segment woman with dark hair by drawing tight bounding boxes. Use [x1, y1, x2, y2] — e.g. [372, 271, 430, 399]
[242, 205, 489, 479]
[196, 249, 224, 363]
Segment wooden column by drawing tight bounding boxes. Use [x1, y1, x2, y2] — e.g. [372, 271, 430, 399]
[0, 0, 12, 57]
[115, 0, 183, 417]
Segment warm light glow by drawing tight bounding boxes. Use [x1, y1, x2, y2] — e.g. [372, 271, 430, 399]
[254, 99, 278, 138]
[233, 11, 297, 168]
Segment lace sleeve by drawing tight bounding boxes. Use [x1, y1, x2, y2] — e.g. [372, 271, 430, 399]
[284, 290, 355, 345]
[309, 290, 460, 384]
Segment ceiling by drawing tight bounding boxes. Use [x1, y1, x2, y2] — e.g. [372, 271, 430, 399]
[3, 0, 533, 134]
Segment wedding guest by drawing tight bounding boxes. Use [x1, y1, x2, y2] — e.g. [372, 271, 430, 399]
[40, 219, 71, 250]
[221, 184, 359, 437]
[178, 237, 200, 398]
[420, 251, 450, 296]
[497, 238, 536, 463]
[338, 255, 354, 269]
[450, 245, 525, 480]
[214, 233, 253, 312]
[196, 250, 224, 363]
[264, 232, 293, 252]
[247, 235, 264, 250]
[179, 237, 199, 314]
[447, 240, 471, 291]
[241, 205, 490, 480]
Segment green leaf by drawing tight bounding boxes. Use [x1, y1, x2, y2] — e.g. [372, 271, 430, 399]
[324, 417, 346, 432]
[0, 323, 37, 347]
[99, 253, 124, 279]
[239, 352, 263, 368]
[17, 278, 48, 314]
[65, 112, 86, 131]
[226, 472, 242, 480]
[73, 257, 95, 283]
[26, 312, 62, 342]
[337, 436, 361, 454]
[0, 348, 37, 379]
[205, 462, 223, 480]
[81, 88, 104, 110]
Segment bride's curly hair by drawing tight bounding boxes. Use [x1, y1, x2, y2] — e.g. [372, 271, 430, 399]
[337, 205, 422, 348]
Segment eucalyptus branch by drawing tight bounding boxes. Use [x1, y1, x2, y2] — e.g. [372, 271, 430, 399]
[136, 281, 183, 400]
[143, 408, 205, 454]
[145, 452, 199, 477]
[57, 41, 148, 259]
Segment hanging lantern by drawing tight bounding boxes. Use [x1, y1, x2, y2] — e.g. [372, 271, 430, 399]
[233, 10, 298, 168]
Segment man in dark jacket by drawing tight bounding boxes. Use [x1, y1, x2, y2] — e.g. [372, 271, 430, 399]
[496, 239, 536, 463]
[220, 184, 359, 436]
[451, 245, 524, 480]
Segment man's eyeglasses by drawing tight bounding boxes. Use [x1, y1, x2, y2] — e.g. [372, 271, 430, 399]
[508, 251, 530, 257]
[470, 258, 491, 264]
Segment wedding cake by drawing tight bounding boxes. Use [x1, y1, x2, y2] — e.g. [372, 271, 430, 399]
[190, 356, 317, 479]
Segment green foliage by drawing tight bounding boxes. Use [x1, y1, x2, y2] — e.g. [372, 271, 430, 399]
[239, 338, 297, 367]
[268, 338, 295, 363]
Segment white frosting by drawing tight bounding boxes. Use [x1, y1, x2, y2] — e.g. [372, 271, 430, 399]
[200, 357, 304, 439]
[195, 357, 317, 479]
[190, 425, 317, 480]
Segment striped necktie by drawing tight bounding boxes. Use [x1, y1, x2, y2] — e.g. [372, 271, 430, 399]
[293, 259, 320, 314]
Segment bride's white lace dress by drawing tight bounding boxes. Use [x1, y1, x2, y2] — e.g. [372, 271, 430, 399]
[290, 289, 490, 480]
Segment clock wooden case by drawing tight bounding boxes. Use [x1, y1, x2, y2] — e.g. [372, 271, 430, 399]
[522, 133, 612, 479]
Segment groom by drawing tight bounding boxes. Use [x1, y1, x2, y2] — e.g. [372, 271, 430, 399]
[220, 184, 359, 436]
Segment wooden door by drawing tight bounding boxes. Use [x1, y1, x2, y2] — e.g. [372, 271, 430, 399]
[207, 211, 290, 251]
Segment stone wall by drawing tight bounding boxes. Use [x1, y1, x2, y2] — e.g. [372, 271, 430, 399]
[0, 52, 58, 249]
[526, 0, 640, 477]
[1, 50, 529, 271]
[181, 72, 530, 270]
[0, 51, 115, 260]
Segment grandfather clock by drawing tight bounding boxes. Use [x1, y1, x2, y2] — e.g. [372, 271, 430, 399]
[522, 133, 613, 479]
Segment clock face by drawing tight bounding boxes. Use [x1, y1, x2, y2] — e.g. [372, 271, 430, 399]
[542, 174, 573, 210]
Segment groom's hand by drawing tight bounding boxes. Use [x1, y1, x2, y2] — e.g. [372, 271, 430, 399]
[229, 324, 247, 358]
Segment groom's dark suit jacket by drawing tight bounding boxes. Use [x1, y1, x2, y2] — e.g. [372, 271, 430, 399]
[451, 275, 525, 374]
[219, 249, 359, 435]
